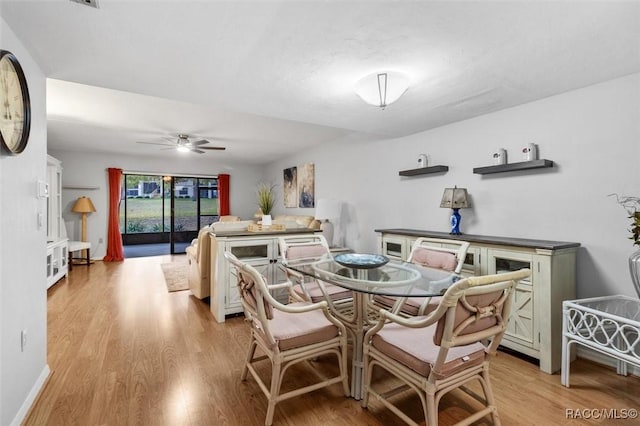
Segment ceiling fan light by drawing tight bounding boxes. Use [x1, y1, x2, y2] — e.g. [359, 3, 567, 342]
[354, 71, 409, 108]
[176, 146, 190, 153]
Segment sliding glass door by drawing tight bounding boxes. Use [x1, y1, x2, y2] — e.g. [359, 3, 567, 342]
[120, 174, 219, 254]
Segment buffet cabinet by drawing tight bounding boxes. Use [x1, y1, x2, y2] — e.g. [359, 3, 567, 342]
[209, 229, 318, 323]
[46, 155, 68, 288]
[377, 229, 580, 374]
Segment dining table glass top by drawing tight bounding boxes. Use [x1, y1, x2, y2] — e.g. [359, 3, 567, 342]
[282, 253, 460, 297]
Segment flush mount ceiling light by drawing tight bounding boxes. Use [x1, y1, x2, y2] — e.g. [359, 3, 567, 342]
[354, 71, 409, 109]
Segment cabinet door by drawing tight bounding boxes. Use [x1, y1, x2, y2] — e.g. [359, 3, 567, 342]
[487, 249, 538, 351]
[46, 249, 53, 280]
[61, 245, 68, 268]
[381, 236, 409, 260]
[227, 239, 273, 310]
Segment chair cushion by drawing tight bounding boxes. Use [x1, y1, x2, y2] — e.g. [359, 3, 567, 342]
[270, 302, 340, 350]
[433, 291, 503, 345]
[372, 319, 485, 378]
[410, 248, 457, 272]
[374, 295, 441, 316]
[294, 281, 352, 303]
[238, 270, 274, 320]
[286, 244, 328, 261]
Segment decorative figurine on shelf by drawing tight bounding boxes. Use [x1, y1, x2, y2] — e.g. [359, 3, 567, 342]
[417, 154, 428, 168]
[522, 143, 538, 161]
[440, 186, 470, 235]
[493, 148, 507, 165]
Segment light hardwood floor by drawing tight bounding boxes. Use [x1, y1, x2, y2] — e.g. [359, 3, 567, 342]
[27, 256, 640, 425]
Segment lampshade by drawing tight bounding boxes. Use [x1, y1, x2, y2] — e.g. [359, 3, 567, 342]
[354, 71, 409, 108]
[440, 187, 470, 209]
[72, 196, 96, 213]
[315, 198, 341, 220]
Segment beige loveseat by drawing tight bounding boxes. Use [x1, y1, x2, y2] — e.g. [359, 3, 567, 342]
[186, 214, 318, 299]
[273, 214, 321, 230]
[186, 225, 213, 299]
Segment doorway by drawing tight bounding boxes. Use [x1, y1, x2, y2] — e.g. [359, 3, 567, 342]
[120, 174, 219, 256]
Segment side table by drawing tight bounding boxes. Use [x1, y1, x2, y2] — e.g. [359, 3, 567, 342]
[561, 295, 640, 387]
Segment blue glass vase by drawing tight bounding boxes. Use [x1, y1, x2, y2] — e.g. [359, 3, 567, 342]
[450, 208, 462, 235]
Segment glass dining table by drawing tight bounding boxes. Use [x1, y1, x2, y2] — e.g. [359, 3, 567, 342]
[282, 253, 461, 400]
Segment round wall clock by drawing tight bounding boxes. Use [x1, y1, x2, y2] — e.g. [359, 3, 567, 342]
[0, 50, 31, 155]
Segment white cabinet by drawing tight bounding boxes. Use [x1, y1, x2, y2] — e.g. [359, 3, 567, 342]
[377, 229, 579, 374]
[47, 238, 68, 288]
[47, 155, 63, 242]
[46, 155, 68, 288]
[210, 230, 318, 323]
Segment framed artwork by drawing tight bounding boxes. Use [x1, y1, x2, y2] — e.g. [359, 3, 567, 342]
[283, 166, 297, 207]
[297, 162, 315, 208]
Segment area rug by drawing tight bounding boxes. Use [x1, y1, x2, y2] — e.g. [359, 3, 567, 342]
[161, 262, 189, 292]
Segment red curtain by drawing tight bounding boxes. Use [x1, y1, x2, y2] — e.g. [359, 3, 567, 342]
[218, 174, 230, 216]
[103, 168, 124, 262]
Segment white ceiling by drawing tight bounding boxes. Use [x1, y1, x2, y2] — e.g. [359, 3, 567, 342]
[2, 1, 639, 164]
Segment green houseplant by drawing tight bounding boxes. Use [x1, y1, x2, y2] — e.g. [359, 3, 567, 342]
[611, 193, 640, 297]
[256, 183, 276, 225]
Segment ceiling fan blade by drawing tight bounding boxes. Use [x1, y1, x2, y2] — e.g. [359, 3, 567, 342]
[199, 146, 226, 151]
[189, 148, 205, 154]
[190, 139, 210, 146]
[136, 141, 174, 147]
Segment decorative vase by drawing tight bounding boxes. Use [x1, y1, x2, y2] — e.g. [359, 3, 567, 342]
[262, 214, 272, 227]
[629, 249, 640, 298]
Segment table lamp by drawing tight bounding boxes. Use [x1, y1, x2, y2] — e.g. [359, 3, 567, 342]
[315, 198, 341, 246]
[440, 186, 470, 235]
[72, 196, 96, 242]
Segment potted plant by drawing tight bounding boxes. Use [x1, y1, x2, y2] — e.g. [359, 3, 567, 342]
[256, 183, 276, 226]
[610, 193, 640, 297]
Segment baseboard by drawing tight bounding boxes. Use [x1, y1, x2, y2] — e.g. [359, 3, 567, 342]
[10, 364, 51, 426]
[576, 347, 640, 377]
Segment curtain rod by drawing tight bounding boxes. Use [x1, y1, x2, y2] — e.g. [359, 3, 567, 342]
[121, 170, 219, 179]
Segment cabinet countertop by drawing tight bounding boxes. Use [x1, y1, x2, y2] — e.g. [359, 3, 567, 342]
[375, 228, 580, 251]
[210, 228, 318, 238]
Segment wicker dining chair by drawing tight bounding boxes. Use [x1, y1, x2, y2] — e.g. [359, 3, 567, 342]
[224, 251, 350, 426]
[362, 268, 530, 426]
[374, 237, 470, 316]
[278, 235, 353, 313]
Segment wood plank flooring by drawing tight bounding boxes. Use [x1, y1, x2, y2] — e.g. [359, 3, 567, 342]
[26, 256, 640, 425]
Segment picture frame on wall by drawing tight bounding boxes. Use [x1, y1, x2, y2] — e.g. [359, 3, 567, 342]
[297, 162, 315, 208]
[283, 166, 297, 207]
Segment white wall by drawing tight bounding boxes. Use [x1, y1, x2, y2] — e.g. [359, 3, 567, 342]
[266, 73, 640, 299]
[0, 14, 50, 426]
[48, 149, 265, 258]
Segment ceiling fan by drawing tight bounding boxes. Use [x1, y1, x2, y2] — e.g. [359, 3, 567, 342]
[136, 134, 226, 154]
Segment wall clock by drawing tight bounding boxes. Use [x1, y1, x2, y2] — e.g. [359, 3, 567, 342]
[0, 50, 31, 155]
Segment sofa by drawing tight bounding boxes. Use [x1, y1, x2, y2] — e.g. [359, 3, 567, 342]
[186, 225, 213, 299]
[186, 214, 319, 299]
[273, 214, 321, 230]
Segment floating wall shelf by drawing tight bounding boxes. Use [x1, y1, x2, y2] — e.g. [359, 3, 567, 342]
[399, 165, 449, 177]
[62, 185, 100, 190]
[473, 159, 554, 175]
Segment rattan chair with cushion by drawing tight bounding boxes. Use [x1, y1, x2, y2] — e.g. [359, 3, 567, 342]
[278, 235, 353, 315]
[224, 251, 350, 426]
[374, 237, 470, 316]
[362, 268, 530, 426]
